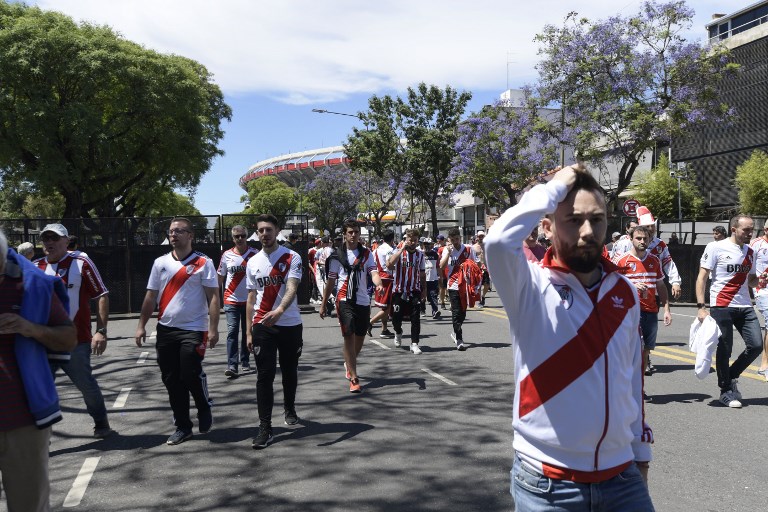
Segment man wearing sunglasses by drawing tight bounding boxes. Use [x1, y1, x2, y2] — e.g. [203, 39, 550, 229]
[135, 218, 220, 446]
[218, 225, 258, 378]
[35, 223, 113, 439]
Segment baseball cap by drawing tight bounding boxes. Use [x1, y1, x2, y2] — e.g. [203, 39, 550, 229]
[424, 238, 433, 244]
[612, 232, 621, 238]
[636, 206, 656, 226]
[436, 234, 445, 240]
[41, 223, 68, 237]
[476, 230, 486, 236]
[314, 239, 321, 246]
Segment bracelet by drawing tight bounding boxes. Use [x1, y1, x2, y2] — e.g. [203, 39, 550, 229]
[696, 303, 708, 309]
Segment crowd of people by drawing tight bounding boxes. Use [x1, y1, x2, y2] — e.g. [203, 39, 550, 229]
[1, 167, 767, 510]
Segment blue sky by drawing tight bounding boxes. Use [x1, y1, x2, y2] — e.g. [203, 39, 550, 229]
[31, 0, 747, 214]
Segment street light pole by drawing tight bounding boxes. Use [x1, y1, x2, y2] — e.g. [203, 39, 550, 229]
[311, 108, 362, 119]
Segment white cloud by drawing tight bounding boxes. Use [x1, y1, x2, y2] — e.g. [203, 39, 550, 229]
[35, 0, 747, 104]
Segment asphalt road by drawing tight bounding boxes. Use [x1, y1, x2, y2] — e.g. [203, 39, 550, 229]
[8, 293, 768, 512]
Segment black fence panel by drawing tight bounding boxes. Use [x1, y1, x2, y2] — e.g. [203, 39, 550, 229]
[667, 245, 706, 304]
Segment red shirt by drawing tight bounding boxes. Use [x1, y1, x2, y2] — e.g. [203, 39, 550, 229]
[0, 276, 70, 431]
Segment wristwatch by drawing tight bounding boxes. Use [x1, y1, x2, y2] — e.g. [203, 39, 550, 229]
[696, 303, 708, 309]
[96, 327, 108, 336]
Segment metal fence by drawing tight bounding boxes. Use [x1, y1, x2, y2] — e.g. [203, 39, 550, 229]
[1, 215, 311, 312]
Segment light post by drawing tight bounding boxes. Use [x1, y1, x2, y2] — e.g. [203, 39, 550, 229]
[311, 108, 362, 119]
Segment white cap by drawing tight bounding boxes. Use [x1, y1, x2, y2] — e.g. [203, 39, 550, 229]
[476, 231, 486, 236]
[41, 223, 68, 237]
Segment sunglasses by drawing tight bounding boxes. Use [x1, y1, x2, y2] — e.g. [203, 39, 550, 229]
[168, 228, 191, 235]
[233, 234, 247, 239]
[41, 233, 62, 242]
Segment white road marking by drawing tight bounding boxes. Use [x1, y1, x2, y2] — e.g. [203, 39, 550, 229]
[63, 457, 100, 508]
[137, 351, 149, 364]
[421, 368, 457, 385]
[369, 339, 391, 350]
[150, 331, 157, 337]
[112, 388, 132, 409]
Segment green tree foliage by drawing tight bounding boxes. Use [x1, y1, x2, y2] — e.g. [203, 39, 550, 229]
[0, 178, 64, 218]
[634, 155, 703, 219]
[400, 84, 472, 236]
[243, 176, 297, 227]
[0, 2, 231, 218]
[134, 190, 202, 218]
[533, 1, 735, 201]
[302, 167, 361, 236]
[735, 150, 768, 215]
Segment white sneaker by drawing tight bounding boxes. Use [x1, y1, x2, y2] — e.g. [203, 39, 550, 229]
[731, 379, 743, 400]
[394, 333, 402, 347]
[450, 332, 466, 351]
[719, 390, 742, 408]
[410, 343, 422, 354]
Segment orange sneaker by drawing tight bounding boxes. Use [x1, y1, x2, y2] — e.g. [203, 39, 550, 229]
[349, 378, 361, 393]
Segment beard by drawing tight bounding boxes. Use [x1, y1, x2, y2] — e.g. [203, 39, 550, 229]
[558, 242, 602, 273]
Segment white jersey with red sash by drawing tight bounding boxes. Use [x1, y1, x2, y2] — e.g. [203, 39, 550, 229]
[392, 249, 425, 294]
[374, 243, 394, 280]
[218, 246, 258, 305]
[246, 246, 302, 327]
[750, 236, 768, 297]
[485, 178, 651, 482]
[147, 251, 217, 331]
[35, 251, 108, 343]
[445, 245, 478, 291]
[327, 246, 377, 306]
[700, 240, 756, 308]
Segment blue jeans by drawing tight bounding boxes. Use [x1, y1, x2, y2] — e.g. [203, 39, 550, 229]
[225, 305, 250, 369]
[511, 455, 654, 511]
[51, 343, 107, 423]
[639, 311, 659, 350]
[710, 306, 763, 392]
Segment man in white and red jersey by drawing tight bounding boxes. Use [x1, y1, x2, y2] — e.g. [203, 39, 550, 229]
[386, 229, 426, 354]
[615, 225, 672, 378]
[611, 207, 681, 300]
[320, 219, 383, 393]
[439, 227, 480, 351]
[436, 234, 448, 309]
[750, 224, 768, 380]
[218, 225, 258, 377]
[473, 230, 492, 307]
[486, 165, 653, 509]
[135, 218, 219, 446]
[369, 229, 395, 338]
[36, 223, 113, 438]
[245, 214, 303, 449]
[308, 238, 321, 303]
[696, 215, 762, 408]
[314, 237, 333, 306]
[422, 238, 441, 319]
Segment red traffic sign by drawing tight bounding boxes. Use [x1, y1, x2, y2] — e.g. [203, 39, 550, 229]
[622, 199, 639, 217]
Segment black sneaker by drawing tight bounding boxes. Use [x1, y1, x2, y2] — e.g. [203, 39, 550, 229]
[252, 425, 273, 449]
[93, 420, 114, 438]
[284, 407, 299, 425]
[432, 311, 442, 319]
[198, 407, 213, 434]
[380, 329, 394, 338]
[241, 363, 252, 372]
[366, 323, 373, 338]
[224, 366, 238, 378]
[167, 428, 193, 446]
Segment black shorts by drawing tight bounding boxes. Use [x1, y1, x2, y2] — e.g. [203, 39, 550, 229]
[337, 301, 371, 337]
[481, 269, 490, 285]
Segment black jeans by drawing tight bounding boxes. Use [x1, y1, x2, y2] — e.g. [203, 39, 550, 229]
[155, 325, 211, 432]
[392, 292, 422, 344]
[252, 323, 303, 426]
[448, 290, 466, 340]
[710, 306, 763, 392]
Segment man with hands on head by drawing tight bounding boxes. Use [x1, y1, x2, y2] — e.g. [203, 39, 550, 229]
[485, 164, 654, 511]
[386, 228, 427, 354]
[135, 218, 219, 446]
[244, 215, 303, 450]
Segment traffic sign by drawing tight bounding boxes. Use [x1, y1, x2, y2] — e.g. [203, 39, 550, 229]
[622, 199, 639, 217]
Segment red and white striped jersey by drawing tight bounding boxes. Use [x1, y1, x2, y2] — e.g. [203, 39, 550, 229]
[327, 247, 377, 305]
[700, 240, 756, 308]
[445, 245, 479, 291]
[750, 236, 768, 297]
[611, 237, 680, 285]
[615, 252, 664, 313]
[374, 243, 395, 280]
[392, 249, 426, 294]
[217, 246, 258, 305]
[147, 251, 218, 330]
[35, 251, 108, 344]
[246, 246, 302, 327]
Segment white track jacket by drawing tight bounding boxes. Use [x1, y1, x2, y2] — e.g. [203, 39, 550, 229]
[486, 180, 652, 480]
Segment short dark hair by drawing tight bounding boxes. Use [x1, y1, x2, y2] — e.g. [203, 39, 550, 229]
[288, 233, 299, 240]
[713, 225, 727, 237]
[628, 225, 651, 238]
[405, 228, 420, 238]
[382, 229, 395, 243]
[448, 227, 461, 238]
[255, 214, 279, 229]
[171, 217, 193, 231]
[343, 218, 360, 233]
[729, 215, 752, 231]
